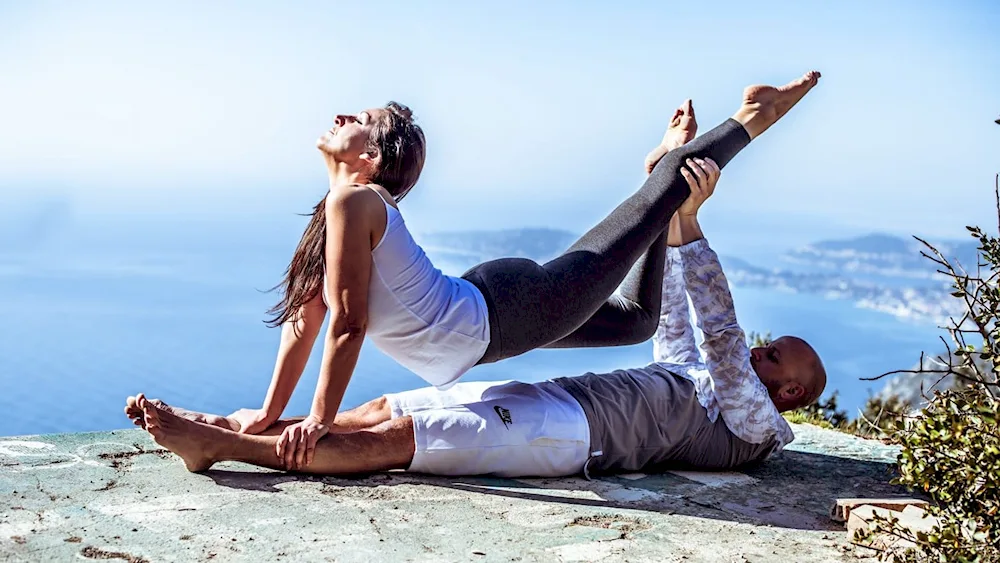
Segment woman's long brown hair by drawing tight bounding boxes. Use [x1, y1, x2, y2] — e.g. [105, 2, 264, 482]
[264, 102, 426, 328]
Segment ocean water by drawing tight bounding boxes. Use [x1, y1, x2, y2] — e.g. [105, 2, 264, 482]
[0, 244, 943, 437]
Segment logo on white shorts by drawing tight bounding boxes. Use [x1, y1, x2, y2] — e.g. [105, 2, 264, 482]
[493, 405, 512, 429]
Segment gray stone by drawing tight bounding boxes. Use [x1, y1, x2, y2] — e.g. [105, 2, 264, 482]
[1, 423, 913, 562]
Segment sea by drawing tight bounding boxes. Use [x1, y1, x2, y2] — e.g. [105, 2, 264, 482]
[0, 222, 944, 437]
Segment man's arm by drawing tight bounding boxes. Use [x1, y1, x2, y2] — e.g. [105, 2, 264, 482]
[664, 156, 790, 446]
[652, 214, 700, 364]
[680, 230, 791, 446]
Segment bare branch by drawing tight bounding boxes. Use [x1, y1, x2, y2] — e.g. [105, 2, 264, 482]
[862, 367, 953, 382]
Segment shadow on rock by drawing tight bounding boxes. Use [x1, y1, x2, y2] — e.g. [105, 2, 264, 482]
[204, 468, 400, 493]
[198, 450, 913, 532]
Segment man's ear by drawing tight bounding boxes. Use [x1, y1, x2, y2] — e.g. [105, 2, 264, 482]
[781, 383, 805, 403]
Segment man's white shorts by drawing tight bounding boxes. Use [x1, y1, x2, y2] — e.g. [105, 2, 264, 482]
[385, 380, 590, 478]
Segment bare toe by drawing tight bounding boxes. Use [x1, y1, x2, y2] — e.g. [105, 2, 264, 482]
[139, 401, 217, 472]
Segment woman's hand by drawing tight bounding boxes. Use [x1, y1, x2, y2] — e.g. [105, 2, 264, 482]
[677, 157, 720, 217]
[276, 415, 329, 470]
[228, 408, 277, 435]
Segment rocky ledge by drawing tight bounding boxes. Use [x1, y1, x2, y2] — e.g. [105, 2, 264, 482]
[1, 424, 912, 562]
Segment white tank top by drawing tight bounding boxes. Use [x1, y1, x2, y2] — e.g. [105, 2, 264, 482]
[323, 189, 490, 389]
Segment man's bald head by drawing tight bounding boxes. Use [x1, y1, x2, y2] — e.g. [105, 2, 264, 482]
[749, 335, 826, 412]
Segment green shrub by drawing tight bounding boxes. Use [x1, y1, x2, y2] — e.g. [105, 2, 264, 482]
[856, 386, 999, 562]
[784, 392, 850, 430]
[854, 176, 1000, 562]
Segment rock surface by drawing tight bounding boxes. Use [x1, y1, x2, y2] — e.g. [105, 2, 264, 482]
[1, 424, 911, 562]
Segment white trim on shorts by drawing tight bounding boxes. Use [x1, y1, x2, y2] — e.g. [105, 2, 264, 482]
[385, 380, 590, 478]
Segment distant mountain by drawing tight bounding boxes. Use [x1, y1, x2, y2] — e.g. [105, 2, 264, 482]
[876, 350, 998, 409]
[785, 233, 980, 280]
[418, 228, 578, 272]
[420, 228, 577, 261]
[418, 228, 971, 325]
[0, 196, 75, 253]
[810, 233, 915, 254]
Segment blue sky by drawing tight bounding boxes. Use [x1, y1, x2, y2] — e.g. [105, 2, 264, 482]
[2, 0, 998, 253]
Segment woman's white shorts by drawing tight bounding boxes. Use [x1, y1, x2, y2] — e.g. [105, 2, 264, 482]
[385, 380, 590, 478]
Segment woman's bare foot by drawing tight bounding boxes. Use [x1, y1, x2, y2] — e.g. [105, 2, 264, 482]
[125, 394, 239, 432]
[645, 99, 698, 174]
[733, 71, 821, 140]
[139, 396, 221, 472]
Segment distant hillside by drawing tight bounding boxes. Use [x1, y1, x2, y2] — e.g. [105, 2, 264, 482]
[418, 228, 967, 325]
[419, 229, 981, 275]
[785, 233, 980, 279]
[877, 350, 998, 409]
[0, 196, 74, 253]
[418, 228, 578, 271]
[810, 233, 914, 254]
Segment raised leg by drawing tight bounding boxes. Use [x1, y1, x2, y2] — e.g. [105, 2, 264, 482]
[545, 100, 698, 348]
[466, 71, 821, 363]
[542, 232, 668, 348]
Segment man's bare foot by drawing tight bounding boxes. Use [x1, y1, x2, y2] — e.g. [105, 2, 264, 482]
[139, 395, 221, 473]
[645, 99, 698, 174]
[125, 394, 239, 432]
[733, 71, 821, 140]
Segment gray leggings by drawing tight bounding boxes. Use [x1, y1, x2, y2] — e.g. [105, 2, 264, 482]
[462, 118, 751, 364]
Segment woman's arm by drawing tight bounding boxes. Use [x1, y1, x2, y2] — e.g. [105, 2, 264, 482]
[311, 187, 374, 424]
[277, 186, 377, 470]
[258, 292, 328, 422]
